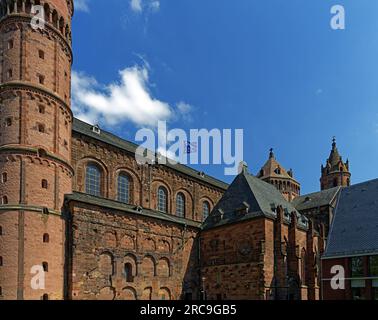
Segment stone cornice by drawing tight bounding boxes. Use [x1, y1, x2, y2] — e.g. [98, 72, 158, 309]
[0, 145, 74, 175]
[0, 204, 62, 216]
[0, 81, 73, 119]
[0, 13, 73, 62]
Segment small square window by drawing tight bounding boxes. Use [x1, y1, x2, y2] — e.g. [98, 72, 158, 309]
[41, 179, 48, 189]
[7, 40, 13, 50]
[38, 105, 45, 114]
[38, 124, 45, 133]
[38, 75, 45, 85]
[38, 50, 45, 59]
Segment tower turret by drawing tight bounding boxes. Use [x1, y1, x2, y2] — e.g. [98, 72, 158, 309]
[320, 138, 351, 190]
[257, 148, 300, 201]
[0, 0, 74, 299]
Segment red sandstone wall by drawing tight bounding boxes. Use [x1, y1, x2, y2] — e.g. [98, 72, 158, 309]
[200, 218, 267, 300]
[0, 0, 73, 300]
[71, 134, 224, 223]
[68, 202, 200, 300]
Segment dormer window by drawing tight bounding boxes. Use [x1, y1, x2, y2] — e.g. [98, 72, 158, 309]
[92, 125, 100, 134]
[274, 167, 281, 175]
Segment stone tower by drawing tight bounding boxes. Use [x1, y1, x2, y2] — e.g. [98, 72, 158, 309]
[320, 138, 351, 191]
[0, 0, 74, 299]
[257, 148, 300, 201]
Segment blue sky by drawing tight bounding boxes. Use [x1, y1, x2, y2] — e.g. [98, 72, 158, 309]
[71, 0, 378, 194]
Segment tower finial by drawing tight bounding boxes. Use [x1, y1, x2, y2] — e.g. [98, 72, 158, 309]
[269, 148, 274, 159]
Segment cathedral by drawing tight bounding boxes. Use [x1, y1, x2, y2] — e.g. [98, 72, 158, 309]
[0, 0, 354, 300]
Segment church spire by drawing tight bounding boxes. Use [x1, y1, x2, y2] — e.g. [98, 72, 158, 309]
[320, 138, 351, 190]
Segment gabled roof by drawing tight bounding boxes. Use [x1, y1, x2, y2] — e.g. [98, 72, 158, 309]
[203, 170, 308, 230]
[292, 186, 341, 211]
[323, 178, 378, 259]
[65, 192, 201, 228]
[72, 118, 228, 190]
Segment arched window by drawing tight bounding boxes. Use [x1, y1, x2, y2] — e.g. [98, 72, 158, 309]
[42, 262, 48, 272]
[333, 178, 338, 187]
[202, 201, 210, 221]
[43, 233, 49, 243]
[117, 174, 130, 204]
[86, 164, 101, 196]
[1, 196, 8, 205]
[0, 256, 3, 266]
[124, 263, 133, 282]
[176, 193, 185, 218]
[1, 172, 7, 183]
[42, 294, 49, 300]
[157, 187, 168, 213]
[0, 225, 2, 235]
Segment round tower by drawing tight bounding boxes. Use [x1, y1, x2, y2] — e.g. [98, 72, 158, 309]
[0, 0, 74, 300]
[257, 148, 301, 201]
[320, 138, 351, 190]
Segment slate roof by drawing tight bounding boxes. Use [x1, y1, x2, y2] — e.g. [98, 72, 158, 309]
[292, 186, 341, 211]
[203, 170, 308, 230]
[72, 118, 228, 190]
[323, 178, 378, 259]
[65, 191, 202, 228]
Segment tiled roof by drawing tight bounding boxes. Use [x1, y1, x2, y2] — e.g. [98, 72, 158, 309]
[292, 187, 341, 211]
[203, 170, 308, 230]
[65, 191, 202, 228]
[323, 178, 378, 259]
[72, 118, 228, 190]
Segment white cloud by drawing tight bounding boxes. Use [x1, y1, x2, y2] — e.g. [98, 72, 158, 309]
[176, 101, 193, 122]
[72, 65, 191, 128]
[149, 0, 160, 12]
[75, 0, 90, 12]
[130, 0, 160, 13]
[130, 0, 143, 13]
